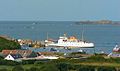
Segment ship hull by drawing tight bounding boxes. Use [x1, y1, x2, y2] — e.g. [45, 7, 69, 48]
[47, 43, 94, 48]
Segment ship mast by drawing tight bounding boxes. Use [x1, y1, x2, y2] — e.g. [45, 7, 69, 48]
[64, 33, 67, 37]
[81, 30, 84, 41]
[47, 32, 48, 40]
[81, 24, 84, 41]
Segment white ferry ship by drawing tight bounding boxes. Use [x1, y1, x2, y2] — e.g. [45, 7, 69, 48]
[45, 34, 94, 48]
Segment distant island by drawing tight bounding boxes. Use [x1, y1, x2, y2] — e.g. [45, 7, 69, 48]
[75, 20, 120, 24]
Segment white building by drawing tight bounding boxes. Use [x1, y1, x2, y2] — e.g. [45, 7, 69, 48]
[4, 54, 22, 61]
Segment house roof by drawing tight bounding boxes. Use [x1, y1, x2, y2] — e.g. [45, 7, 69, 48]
[9, 54, 22, 59]
[40, 52, 57, 56]
[2, 50, 33, 57]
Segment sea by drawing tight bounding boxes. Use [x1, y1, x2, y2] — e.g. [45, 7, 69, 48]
[0, 21, 120, 54]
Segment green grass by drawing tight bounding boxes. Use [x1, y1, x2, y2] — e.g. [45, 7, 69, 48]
[1, 56, 120, 70]
[0, 62, 120, 70]
[23, 64, 41, 69]
[78, 62, 120, 67]
[0, 65, 13, 70]
[0, 65, 36, 70]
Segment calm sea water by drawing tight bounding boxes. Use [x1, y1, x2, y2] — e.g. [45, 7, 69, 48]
[0, 21, 120, 54]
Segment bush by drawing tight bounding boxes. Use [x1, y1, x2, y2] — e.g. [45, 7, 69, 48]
[12, 65, 24, 71]
[0, 55, 4, 60]
[97, 66, 116, 71]
[22, 60, 37, 65]
[57, 63, 70, 71]
[78, 66, 95, 71]
[0, 69, 8, 71]
[87, 55, 106, 62]
[34, 61, 44, 66]
[110, 58, 120, 63]
[27, 67, 40, 71]
[40, 64, 59, 71]
[0, 60, 20, 65]
[0, 37, 21, 51]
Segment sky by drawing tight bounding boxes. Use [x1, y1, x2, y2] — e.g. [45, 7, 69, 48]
[0, 0, 120, 21]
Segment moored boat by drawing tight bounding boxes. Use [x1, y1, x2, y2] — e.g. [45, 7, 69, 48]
[113, 45, 120, 52]
[108, 45, 120, 57]
[45, 34, 94, 48]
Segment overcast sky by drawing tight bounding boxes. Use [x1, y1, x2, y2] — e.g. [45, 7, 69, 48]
[0, 0, 120, 21]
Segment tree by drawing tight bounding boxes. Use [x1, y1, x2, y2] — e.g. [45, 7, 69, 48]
[0, 55, 4, 60]
[0, 37, 21, 51]
[57, 63, 70, 71]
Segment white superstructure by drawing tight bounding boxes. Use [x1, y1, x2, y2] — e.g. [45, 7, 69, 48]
[45, 35, 94, 48]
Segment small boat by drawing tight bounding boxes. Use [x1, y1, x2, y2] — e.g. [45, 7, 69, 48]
[113, 45, 120, 52]
[78, 49, 86, 54]
[50, 48, 57, 51]
[108, 45, 120, 57]
[78, 49, 84, 52]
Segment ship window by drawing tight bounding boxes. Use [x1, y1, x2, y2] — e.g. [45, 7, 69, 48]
[55, 41, 58, 43]
[63, 40, 67, 42]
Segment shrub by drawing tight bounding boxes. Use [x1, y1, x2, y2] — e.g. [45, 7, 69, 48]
[78, 66, 95, 71]
[12, 65, 24, 71]
[34, 61, 44, 66]
[0, 69, 8, 71]
[0, 60, 20, 65]
[28, 67, 40, 71]
[57, 63, 70, 71]
[22, 60, 37, 65]
[40, 64, 59, 71]
[87, 55, 106, 62]
[0, 37, 21, 51]
[0, 55, 4, 60]
[97, 66, 116, 71]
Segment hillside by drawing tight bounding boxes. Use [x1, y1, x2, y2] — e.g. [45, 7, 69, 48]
[0, 37, 21, 51]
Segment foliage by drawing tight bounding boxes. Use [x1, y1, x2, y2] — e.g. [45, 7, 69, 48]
[27, 67, 40, 71]
[87, 55, 106, 62]
[22, 60, 37, 65]
[0, 69, 8, 71]
[108, 57, 120, 63]
[12, 65, 24, 71]
[97, 66, 116, 71]
[34, 61, 44, 66]
[40, 63, 59, 71]
[78, 66, 95, 71]
[0, 55, 4, 60]
[0, 37, 21, 51]
[0, 60, 20, 66]
[0, 61, 119, 71]
[2, 55, 120, 71]
[57, 63, 70, 71]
